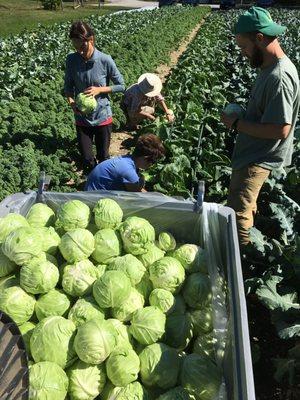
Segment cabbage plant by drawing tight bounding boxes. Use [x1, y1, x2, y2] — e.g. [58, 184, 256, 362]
[92, 228, 122, 264]
[59, 228, 95, 263]
[20, 258, 59, 294]
[129, 306, 166, 345]
[106, 346, 140, 387]
[137, 244, 165, 268]
[149, 289, 175, 314]
[56, 200, 91, 231]
[182, 272, 212, 309]
[35, 289, 71, 321]
[93, 270, 131, 308]
[119, 216, 155, 255]
[62, 259, 98, 297]
[29, 361, 68, 400]
[112, 287, 144, 322]
[0, 213, 29, 243]
[0, 285, 35, 325]
[68, 296, 105, 327]
[108, 254, 145, 285]
[30, 316, 77, 369]
[26, 203, 55, 228]
[93, 198, 123, 229]
[139, 343, 180, 389]
[149, 257, 185, 294]
[158, 232, 176, 252]
[74, 319, 116, 364]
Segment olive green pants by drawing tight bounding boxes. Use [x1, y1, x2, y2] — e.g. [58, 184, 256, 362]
[227, 165, 270, 246]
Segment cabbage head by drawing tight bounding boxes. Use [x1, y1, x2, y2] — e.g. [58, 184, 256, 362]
[189, 307, 213, 335]
[106, 346, 140, 387]
[29, 361, 68, 400]
[26, 203, 55, 228]
[164, 313, 193, 350]
[158, 232, 176, 252]
[0, 213, 29, 243]
[30, 316, 77, 369]
[112, 287, 144, 322]
[135, 271, 153, 303]
[0, 248, 17, 278]
[35, 289, 71, 321]
[223, 103, 245, 118]
[139, 343, 180, 389]
[181, 353, 222, 400]
[173, 244, 207, 274]
[137, 244, 165, 268]
[157, 386, 191, 400]
[56, 200, 91, 231]
[74, 319, 116, 364]
[95, 264, 107, 279]
[0, 285, 35, 325]
[119, 216, 155, 255]
[68, 296, 105, 327]
[93, 198, 123, 229]
[92, 228, 122, 264]
[76, 93, 97, 115]
[106, 318, 133, 348]
[2, 227, 43, 265]
[62, 259, 98, 297]
[67, 360, 107, 400]
[129, 306, 166, 345]
[93, 270, 131, 308]
[19, 321, 36, 357]
[182, 273, 212, 309]
[170, 295, 186, 316]
[59, 228, 95, 263]
[149, 289, 175, 314]
[101, 381, 148, 400]
[108, 254, 145, 285]
[149, 257, 185, 294]
[20, 258, 59, 294]
[193, 333, 216, 361]
[38, 227, 60, 255]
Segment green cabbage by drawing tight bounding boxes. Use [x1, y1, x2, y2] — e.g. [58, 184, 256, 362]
[173, 244, 207, 274]
[93, 270, 131, 308]
[0, 248, 17, 278]
[193, 333, 216, 360]
[101, 381, 149, 400]
[95, 264, 107, 279]
[119, 216, 155, 255]
[67, 360, 107, 400]
[108, 254, 145, 285]
[135, 271, 153, 303]
[26, 203, 55, 228]
[93, 198, 123, 230]
[2, 226, 43, 265]
[189, 307, 213, 335]
[62, 259, 98, 297]
[181, 353, 222, 400]
[74, 319, 116, 365]
[106, 347, 140, 387]
[182, 273, 212, 309]
[19, 321, 36, 357]
[129, 306, 166, 345]
[92, 228, 122, 264]
[59, 228, 95, 263]
[149, 257, 185, 294]
[139, 343, 180, 389]
[38, 227, 60, 255]
[29, 361, 69, 400]
[164, 313, 193, 350]
[157, 386, 191, 399]
[35, 289, 71, 321]
[76, 93, 97, 115]
[112, 287, 145, 322]
[0, 285, 35, 325]
[56, 200, 91, 231]
[137, 244, 165, 268]
[30, 316, 77, 369]
[158, 232, 176, 252]
[0, 213, 29, 243]
[149, 289, 175, 314]
[68, 296, 105, 327]
[106, 318, 133, 348]
[20, 258, 59, 294]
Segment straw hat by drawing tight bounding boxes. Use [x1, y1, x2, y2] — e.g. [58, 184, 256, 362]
[137, 73, 163, 97]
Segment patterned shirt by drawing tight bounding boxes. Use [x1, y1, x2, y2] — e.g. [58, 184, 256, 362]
[122, 83, 164, 113]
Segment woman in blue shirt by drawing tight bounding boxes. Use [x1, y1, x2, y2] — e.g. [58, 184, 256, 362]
[64, 21, 125, 173]
[85, 134, 165, 192]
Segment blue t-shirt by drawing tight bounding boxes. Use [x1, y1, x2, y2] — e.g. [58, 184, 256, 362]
[85, 155, 139, 191]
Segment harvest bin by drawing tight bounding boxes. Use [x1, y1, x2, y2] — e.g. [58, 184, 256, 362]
[0, 190, 255, 400]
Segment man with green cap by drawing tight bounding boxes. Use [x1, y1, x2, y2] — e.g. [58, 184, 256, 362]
[221, 7, 300, 246]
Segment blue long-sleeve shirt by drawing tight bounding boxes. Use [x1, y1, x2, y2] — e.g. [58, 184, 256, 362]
[64, 48, 125, 126]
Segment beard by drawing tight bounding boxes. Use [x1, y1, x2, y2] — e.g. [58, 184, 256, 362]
[249, 45, 264, 68]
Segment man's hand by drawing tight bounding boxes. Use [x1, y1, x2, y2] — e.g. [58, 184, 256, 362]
[221, 112, 238, 129]
[84, 86, 104, 97]
[166, 112, 175, 123]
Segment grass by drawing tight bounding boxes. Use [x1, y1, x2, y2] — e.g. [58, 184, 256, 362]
[0, 0, 132, 37]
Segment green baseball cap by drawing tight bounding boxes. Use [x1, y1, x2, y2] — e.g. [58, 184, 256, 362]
[233, 6, 286, 36]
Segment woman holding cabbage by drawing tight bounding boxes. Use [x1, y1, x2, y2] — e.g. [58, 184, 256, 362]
[64, 21, 125, 174]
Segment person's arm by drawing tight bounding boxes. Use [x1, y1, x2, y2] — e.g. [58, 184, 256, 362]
[107, 56, 125, 93]
[138, 109, 156, 121]
[64, 56, 82, 115]
[157, 95, 174, 122]
[221, 113, 291, 139]
[123, 168, 145, 192]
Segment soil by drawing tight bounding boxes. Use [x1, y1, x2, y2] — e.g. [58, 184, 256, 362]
[109, 20, 205, 157]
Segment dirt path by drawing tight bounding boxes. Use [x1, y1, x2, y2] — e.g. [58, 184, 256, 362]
[109, 19, 205, 156]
